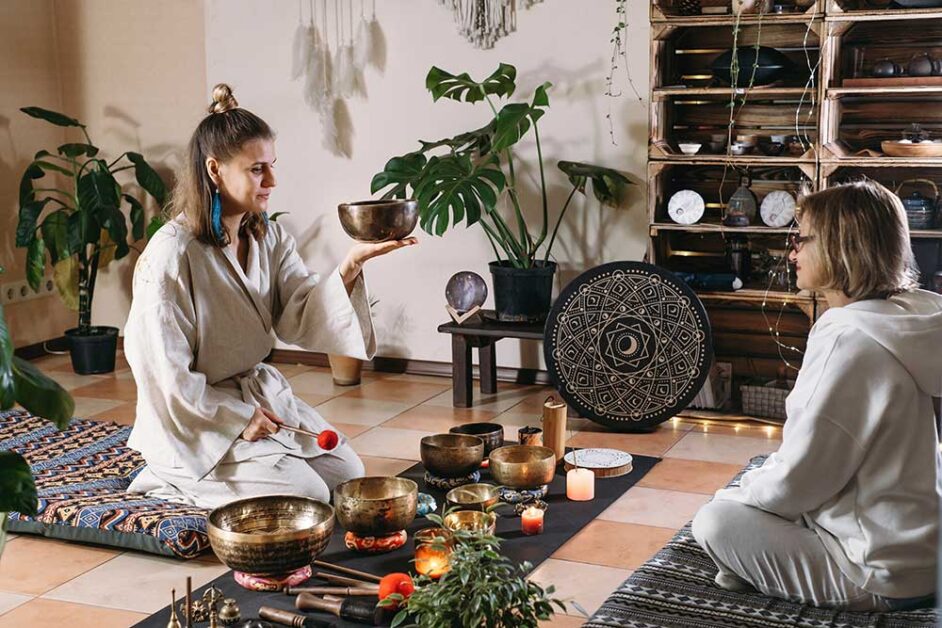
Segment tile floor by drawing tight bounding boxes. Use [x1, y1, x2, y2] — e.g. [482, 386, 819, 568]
[0, 352, 782, 627]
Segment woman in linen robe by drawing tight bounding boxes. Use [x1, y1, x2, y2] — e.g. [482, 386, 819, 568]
[124, 84, 416, 508]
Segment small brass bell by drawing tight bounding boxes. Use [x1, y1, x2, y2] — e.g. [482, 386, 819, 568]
[166, 589, 182, 628]
[218, 599, 241, 626]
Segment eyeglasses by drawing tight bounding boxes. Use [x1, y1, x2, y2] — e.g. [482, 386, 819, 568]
[787, 233, 815, 252]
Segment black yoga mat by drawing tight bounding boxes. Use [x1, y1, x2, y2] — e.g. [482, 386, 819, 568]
[136, 451, 659, 628]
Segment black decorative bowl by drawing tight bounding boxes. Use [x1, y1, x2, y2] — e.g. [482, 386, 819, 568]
[711, 46, 793, 87]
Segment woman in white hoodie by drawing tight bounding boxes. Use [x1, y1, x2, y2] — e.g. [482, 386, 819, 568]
[692, 180, 942, 611]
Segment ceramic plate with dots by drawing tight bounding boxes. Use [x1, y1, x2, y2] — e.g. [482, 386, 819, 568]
[543, 262, 713, 431]
[667, 189, 705, 225]
[563, 448, 634, 478]
[760, 190, 797, 228]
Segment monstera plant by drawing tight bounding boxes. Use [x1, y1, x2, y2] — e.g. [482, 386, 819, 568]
[0, 266, 74, 554]
[372, 63, 630, 322]
[15, 106, 166, 374]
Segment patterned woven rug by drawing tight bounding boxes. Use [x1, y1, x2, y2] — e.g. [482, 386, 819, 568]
[1, 409, 209, 558]
[586, 456, 938, 628]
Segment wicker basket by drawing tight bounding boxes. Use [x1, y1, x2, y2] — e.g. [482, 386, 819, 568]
[740, 380, 792, 420]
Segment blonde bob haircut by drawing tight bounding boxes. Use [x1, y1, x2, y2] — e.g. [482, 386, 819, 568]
[170, 83, 274, 246]
[796, 179, 920, 301]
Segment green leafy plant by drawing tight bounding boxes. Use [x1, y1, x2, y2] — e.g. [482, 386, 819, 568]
[380, 513, 567, 628]
[371, 63, 630, 269]
[0, 266, 74, 554]
[15, 107, 167, 335]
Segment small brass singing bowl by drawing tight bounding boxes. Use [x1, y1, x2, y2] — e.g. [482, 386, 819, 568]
[337, 199, 419, 243]
[489, 445, 557, 489]
[449, 422, 504, 456]
[420, 434, 485, 478]
[333, 476, 418, 536]
[445, 483, 500, 512]
[443, 510, 497, 536]
[207, 495, 335, 576]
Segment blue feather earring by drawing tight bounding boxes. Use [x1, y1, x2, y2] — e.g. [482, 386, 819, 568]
[211, 187, 224, 242]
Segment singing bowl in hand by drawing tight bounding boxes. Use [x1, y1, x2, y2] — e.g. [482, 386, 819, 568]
[207, 495, 335, 575]
[338, 199, 419, 243]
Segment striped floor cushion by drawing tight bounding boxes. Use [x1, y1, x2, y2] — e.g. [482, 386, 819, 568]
[1, 409, 208, 559]
[587, 456, 938, 628]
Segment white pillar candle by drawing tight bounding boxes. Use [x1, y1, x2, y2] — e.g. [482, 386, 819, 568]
[566, 468, 595, 501]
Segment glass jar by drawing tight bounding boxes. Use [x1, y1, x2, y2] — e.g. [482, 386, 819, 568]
[724, 177, 757, 227]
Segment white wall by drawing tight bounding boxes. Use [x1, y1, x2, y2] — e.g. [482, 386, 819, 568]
[205, 0, 651, 368]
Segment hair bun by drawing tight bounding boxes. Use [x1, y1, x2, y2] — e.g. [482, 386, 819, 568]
[208, 83, 239, 114]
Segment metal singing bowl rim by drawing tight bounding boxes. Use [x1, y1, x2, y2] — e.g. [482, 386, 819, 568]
[338, 199, 418, 211]
[446, 483, 500, 505]
[207, 494, 335, 545]
[334, 476, 419, 501]
[421, 433, 485, 451]
[449, 422, 503, 437]
[489, 444, 556, 464]
[443, 510, 497, 532]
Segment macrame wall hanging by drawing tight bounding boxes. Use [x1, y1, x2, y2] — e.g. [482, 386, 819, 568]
[438, 0, 543, 49]
[291, 0, 384, 157]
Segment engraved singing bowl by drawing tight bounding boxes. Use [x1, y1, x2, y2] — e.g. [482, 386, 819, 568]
[337, 199, 419, 243]
[207, 495, 335, 576]
[449, 422, 504, 456]
[420, 434, 485, 478]
[442, 510, 497, 536]
[489, 445, 557, 489]
[445, 483, 500, 512]
[333, 476, 418, 536]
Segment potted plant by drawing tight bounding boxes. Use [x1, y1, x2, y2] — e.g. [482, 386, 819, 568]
[371, 63, 630, 323]
[15, 107, 167, 374]
[0, 265, 74, 554]
[380, 517, 569, 627]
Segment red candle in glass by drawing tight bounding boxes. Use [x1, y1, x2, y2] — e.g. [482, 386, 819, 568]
[521, 506, 544, 535]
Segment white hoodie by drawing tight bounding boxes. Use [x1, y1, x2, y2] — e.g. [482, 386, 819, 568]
[715, 289, 942, 598]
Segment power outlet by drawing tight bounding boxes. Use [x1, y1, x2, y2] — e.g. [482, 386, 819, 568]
[0, 276, 56, 305]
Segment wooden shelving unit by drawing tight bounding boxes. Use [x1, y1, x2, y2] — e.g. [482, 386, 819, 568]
[647, 0, 942, 389]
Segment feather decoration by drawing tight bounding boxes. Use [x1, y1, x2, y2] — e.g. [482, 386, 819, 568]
[353, 3, 372, 68]
[290, 20, 308, 80]
[321, 98, 339, 153]
[338, 43, 355, 97]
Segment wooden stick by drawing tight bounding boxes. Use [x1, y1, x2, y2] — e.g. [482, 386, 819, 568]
[278, 424, 321, 439]
[285, 586, 377, 597]
[314, 572, 379, 589]
[312, 560, 382, 583]
[185, 576, 192, 628]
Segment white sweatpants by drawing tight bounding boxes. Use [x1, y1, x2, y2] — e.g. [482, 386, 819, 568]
[692, 500, 932, 611]
[127, 443, 365, 509]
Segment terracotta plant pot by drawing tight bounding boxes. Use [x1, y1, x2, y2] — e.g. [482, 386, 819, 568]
[328, 354, 363, 386]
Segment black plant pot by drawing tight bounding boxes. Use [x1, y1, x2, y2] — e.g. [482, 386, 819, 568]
[489, 261, 557, 323]
[66, 326, 119, 375]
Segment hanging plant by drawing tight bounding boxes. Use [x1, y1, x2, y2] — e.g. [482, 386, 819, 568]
[605, 0, 644, 145]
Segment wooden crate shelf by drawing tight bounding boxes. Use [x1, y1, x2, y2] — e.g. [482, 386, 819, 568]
[647, 0, 942, 386]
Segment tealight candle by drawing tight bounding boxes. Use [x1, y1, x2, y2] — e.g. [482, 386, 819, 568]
[521, 506, 544, 535]
[566, 467, 595, 501]
[414, 528, 454, 579]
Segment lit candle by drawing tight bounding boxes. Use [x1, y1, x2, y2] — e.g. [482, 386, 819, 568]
[521, 506, 544, 535]
[566, 468, 595, 501]
[414, 528, 453, 579]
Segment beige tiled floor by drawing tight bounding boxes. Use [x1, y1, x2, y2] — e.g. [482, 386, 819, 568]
[0, 353, 782, 627]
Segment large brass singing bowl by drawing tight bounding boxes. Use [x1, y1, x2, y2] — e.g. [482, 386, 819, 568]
[443, 510, 497, 536]
[489, 445, 557, 489]
[333, 476, 418, 536]
[338, 199, 419, 243]
[420, 434, 485, 478]
[207, 495, 335, 576]
[446, 483, 500, 512]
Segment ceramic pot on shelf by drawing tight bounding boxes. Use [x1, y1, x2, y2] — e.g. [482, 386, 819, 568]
[907, 53, 937, 78]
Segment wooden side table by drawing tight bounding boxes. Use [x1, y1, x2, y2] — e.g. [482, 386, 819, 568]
[437, 311, 545, 407]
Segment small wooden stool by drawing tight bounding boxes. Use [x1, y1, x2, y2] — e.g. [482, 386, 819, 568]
[437, 310, 545, 407]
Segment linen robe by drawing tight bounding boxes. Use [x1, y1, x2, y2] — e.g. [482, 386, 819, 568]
[123, 218, 375, 499]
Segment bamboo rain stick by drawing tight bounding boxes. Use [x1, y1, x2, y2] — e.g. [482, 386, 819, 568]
[313, 560, 382, 583]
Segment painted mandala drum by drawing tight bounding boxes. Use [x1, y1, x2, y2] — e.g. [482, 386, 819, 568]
[543, 262, 713, 431]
